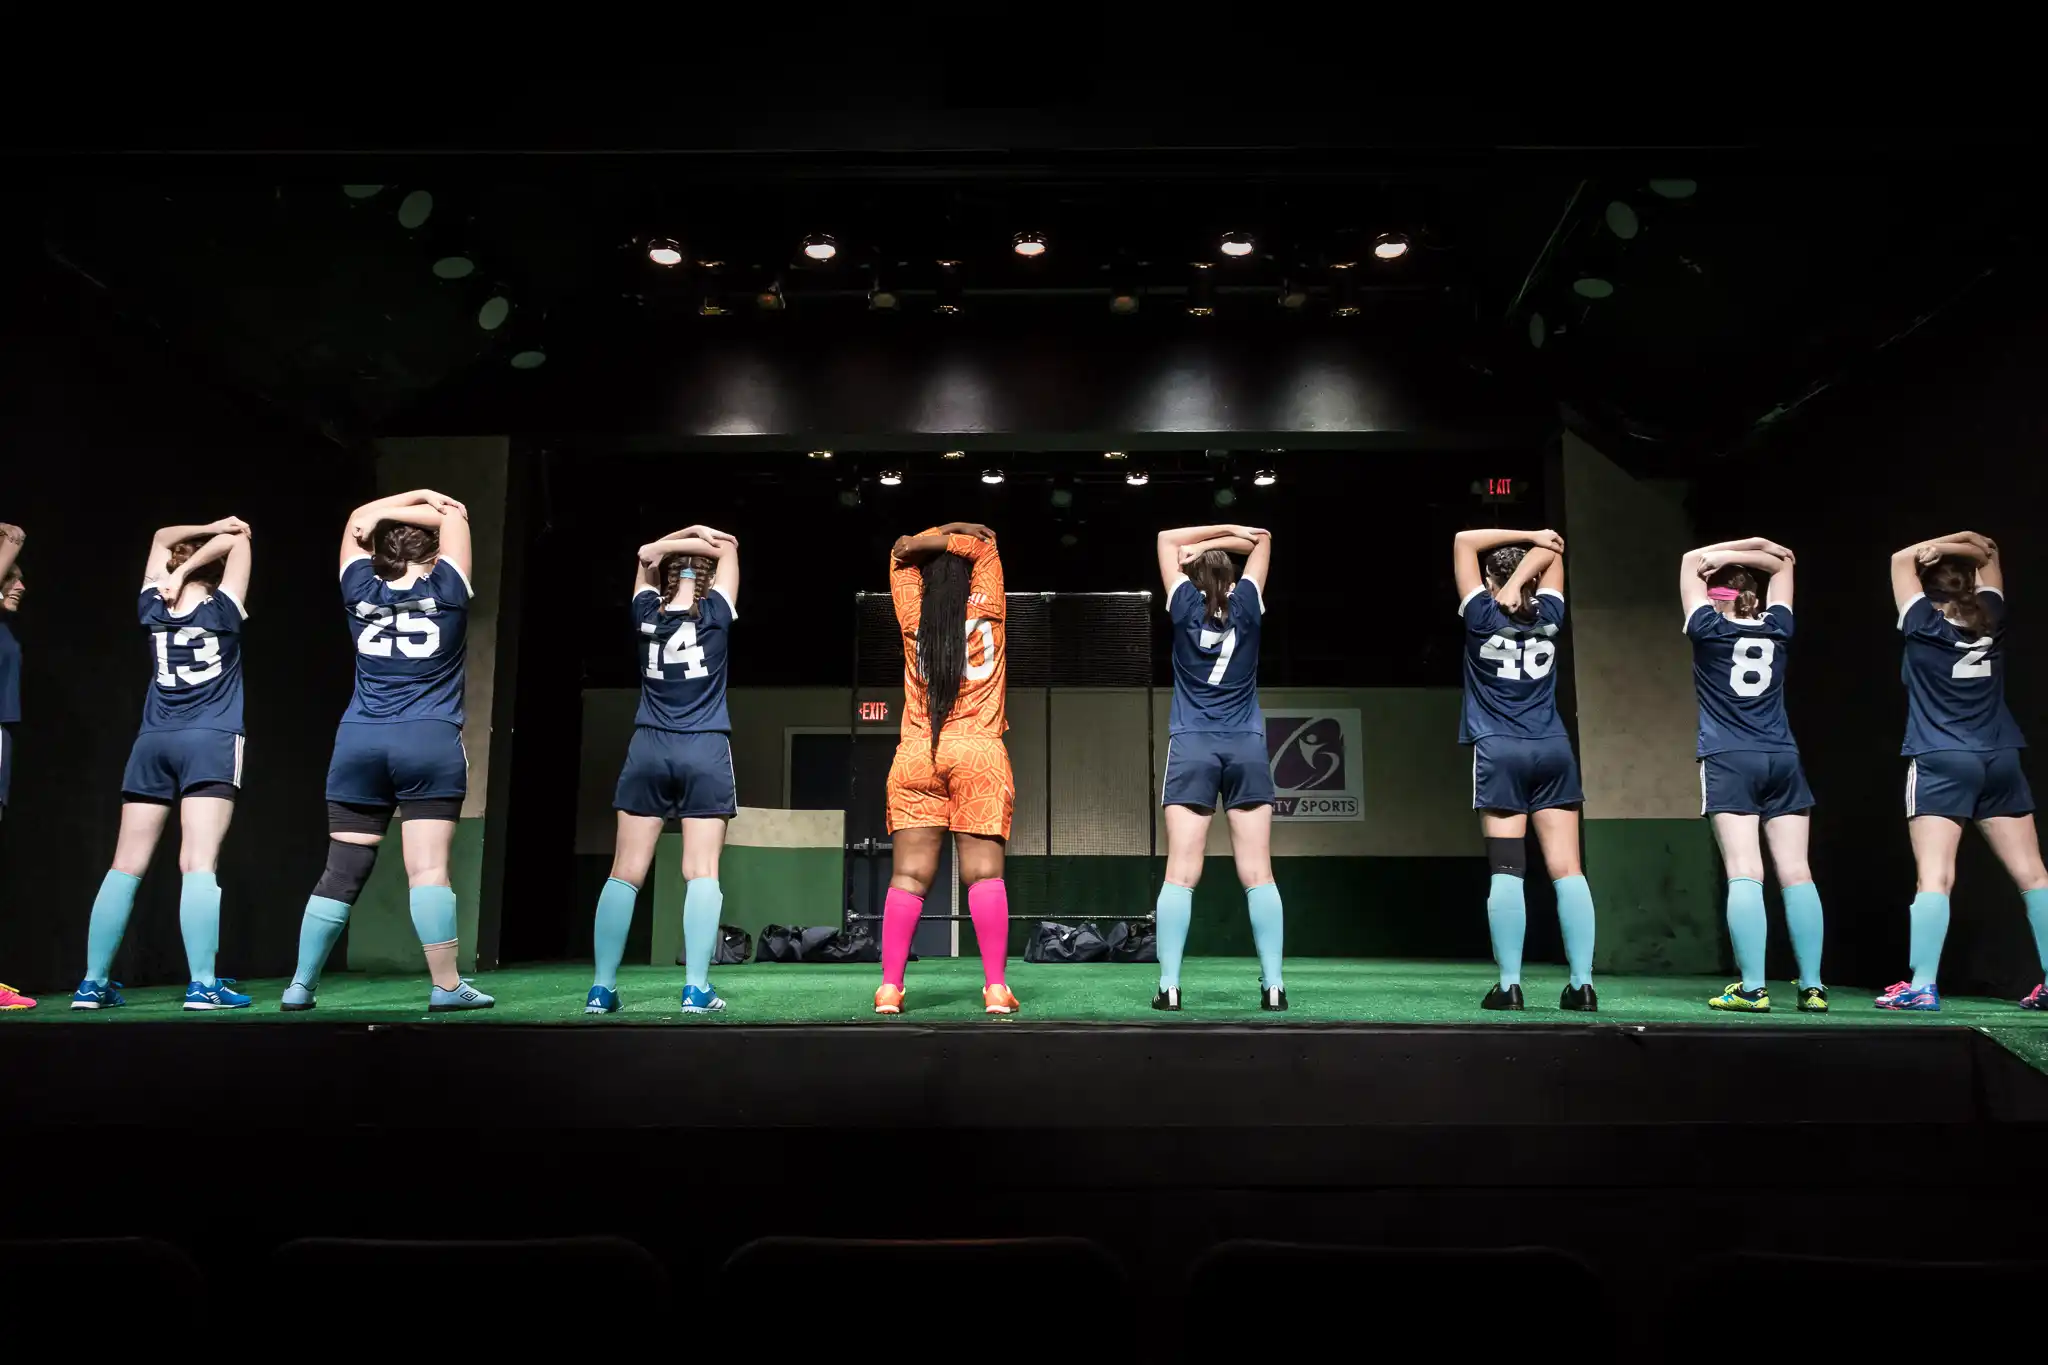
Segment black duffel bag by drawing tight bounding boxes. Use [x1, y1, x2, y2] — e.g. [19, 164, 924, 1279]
[1024, 921, 1111, 964]
[1105, 920, 1157, 963]
[755, 925, 842, 963]
[815, 919, 883, 963]
[678, 925, 755, 967]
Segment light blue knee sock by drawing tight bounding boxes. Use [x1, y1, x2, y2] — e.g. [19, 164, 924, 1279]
[179, 870, 221, 987]
[1781, 881, 1825, 989]
[409, 884, 458, 946]
[590, 877, 638, 990]
[1247, 882, 1284, 990]
[2025, 887, 2048, 983]
[1154, 882, 1193, 990]
[84, 870, 142, 984]
[1725, 877, 1767, 992]
[1553, 874, 1597, 988]
[682, 877, 723, 991]
[1487, 873, 1527, 988]
[293, 896, 351, 988]
[1909, 891, 1950, 989]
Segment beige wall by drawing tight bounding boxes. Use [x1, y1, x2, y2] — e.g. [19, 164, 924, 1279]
[579, 684, 1472, 858]
[1562, 430, 1699, 819]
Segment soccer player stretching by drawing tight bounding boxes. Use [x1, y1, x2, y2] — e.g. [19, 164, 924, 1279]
[73, 516, 256, 1011]
[1879, 531, 2048, 1011]
[1454, 528, 1599, 1011]
[876, 522, 1017, 1016]
[1680, 537, 1828, 1013]
[0, 519, 30, 1010]
[281, 489, 492, 1012]
[586, 525, 740, 1015]
[1150, 523, 1285, 1011]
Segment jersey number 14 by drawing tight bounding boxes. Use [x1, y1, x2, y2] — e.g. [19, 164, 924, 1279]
[647, 622, 710, 680]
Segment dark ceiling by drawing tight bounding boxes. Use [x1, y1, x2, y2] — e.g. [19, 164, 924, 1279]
[14, 106, 2042, 462]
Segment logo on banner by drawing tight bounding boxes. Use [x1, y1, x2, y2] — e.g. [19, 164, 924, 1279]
[1264, 710, 1363, 820]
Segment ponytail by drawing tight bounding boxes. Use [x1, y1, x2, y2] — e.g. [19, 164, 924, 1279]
[658, 553, 718, 619]
[1187, 549, 1236, 623]
[1924, 557, 1993, 637]
[373, 521, 438, 581]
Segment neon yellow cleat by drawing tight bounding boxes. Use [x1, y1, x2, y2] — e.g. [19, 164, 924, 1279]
[1709, 982, 1771, 1012]
[1797, 986, 1829, 1013]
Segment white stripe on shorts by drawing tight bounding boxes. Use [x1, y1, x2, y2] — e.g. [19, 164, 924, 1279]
[233, 734, 245, 788]
[1699, 759, 1707, 817]
[1160, 737, 1176, 806]
[1906, 759, 1918, 819]
[1471, 745, 1479, 810]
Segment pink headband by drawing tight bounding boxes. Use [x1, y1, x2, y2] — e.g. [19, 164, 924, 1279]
[1707, 587, 1741, 601]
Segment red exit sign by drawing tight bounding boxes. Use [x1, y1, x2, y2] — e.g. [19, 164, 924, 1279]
[859, 700, 890, 722]
[1474, 477, 1523, 503]
[1489, 477, 1513, 496]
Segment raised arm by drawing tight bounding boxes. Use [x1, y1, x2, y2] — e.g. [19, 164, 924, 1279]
[893, 522, 996, 568]
[638, 532, 738, 608]
[145, 517, 244, 585]
[158, 525, 254, 606]
[1455, 528, 1563, 601]
[1901, 534, 2001, 602]
[0, 522, 23, 583]
[1156, 524, 1267, 596]
[1692, 535, 1796, 564]
[1499, 546, 1558, 611]
[340, 489, 466, 571]
[1684, 544, 1788, 617]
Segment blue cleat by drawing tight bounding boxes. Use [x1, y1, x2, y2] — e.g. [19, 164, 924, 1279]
[184, 979, 251, 1011]
[280, 981, 318, 1012]
[429, 980, 495, 1013]
[70, 979, 126, 1011]
[585, 985, 621, 1015]
[1877, 982, 1941, 1011]
[680, 984, 726, 1015]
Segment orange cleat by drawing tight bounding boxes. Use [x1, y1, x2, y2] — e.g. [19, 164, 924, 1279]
[0, 982, 38, 1011]
[874, 983, 905, 1015]
[983, 984, 1020, 1015]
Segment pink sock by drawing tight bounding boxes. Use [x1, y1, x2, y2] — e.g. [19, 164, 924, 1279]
[881, 887, 923, 989]
[968, 878, 1010, 988]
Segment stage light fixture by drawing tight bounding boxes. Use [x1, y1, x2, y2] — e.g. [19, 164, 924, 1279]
[1373, 232, 1410, 261]
[396, 190, 434, 231]
[1330, 262, 1361, 317]
[801, 233, 838, 262]
[942, 450, 966, 460]
[878, 470, 903, 486]
[1012, 230, 1047, 258]
[809, 450, 834, 460]
[755, 276, 787, 311]
[981, 469, 1005, 485]
[1050, 488, 1074, 509]
[1187, 262, 1215, 317]
[477, 296, 511, 331]
[1126, 469, 1150, 487]
[1102, 450, 1128, 461]
[935, 259, 964, 315]
[1277, 276, 1309, 310]
[868, 266, 899, 311]
[1604, 200, 1640, 239]
[1220, 230, 1254, 257]
[1253, 469, 1277, 486]
[1648, 178, 1698, 200]
[647, 238, 683, 267]
[1214, 486, 1238, 507]
[1573, 277, 1615, 299]
[1109, 255, 1142, 313]
[432, 256, 475, 280]
[838, 488, 862, 509]
[509, 347, 547, 370]
[342, 185, 385, 199]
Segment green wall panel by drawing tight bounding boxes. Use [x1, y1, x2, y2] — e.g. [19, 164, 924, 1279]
[649, 837, 844, 966]
[1581, 817, 1722, 975]
[346, 816, 485, 973]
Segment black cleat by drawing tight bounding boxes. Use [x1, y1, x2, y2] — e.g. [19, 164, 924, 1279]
[1481, 983, 1525, 1011]
[1259, 985, 1288, 1011]
[1559, 983, 1599, 1012]
[1152, 987, 1183, 1011]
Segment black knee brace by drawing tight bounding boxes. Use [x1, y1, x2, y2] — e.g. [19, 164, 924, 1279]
[398, 796, 463, 823]
[1486, 837, 1527, 878]
[327, 800, 392, 837]
[312, 838, 381, 905]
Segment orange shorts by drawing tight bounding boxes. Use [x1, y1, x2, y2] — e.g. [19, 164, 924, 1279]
[886, 733, 1015, 839]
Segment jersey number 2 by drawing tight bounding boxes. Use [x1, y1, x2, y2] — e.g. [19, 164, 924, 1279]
[647, 622, 710, 680]
[1479, 634, 1555, 680]
[1953, 639, 1993, 679]
[153, 628, 222, 688]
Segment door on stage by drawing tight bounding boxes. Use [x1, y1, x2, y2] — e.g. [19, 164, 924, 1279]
[788, 731, 955, 959]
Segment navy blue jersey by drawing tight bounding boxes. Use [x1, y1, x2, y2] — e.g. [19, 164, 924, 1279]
[137, 586, 246, 734]
[1167, 575, 1265, 736]
[632, 585, 735, 734]
[339, 556, 471, 726]
[1899, 589, 2025, 755]
[0, 618, 17, 724]
[1459, 587, 1568, 744]
[1686, 602, 1797, 757]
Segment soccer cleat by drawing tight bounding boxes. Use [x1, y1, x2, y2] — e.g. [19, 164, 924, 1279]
[428, 980, 495, 1012]
[1878, 983, 1941, 1012]
[1559, 983, 1599, 1012]
[1873, 980, 1914, 1008]
[280, 981, 318, 1012]
[983, 984, 1021, 1015]
[183, 979, 251, 1011]
[1798, 986, 1830, 1013]
[584, 985, 620, 1015]
[70, 979, 127, 1011]
[0, 982, 38, 1011]
[1481, 983, 1525, 1011]
[2020, 984, 2048, 1010]
[1152, 986, 1183, 1011]
[1709, 982, 1770, 1012]
[1260, 984, 1288, 1012]
[680, 984, 726, 1014]
[874, 983, 905, 1015]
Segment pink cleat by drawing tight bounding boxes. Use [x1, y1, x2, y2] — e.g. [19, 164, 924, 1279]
[2020, 984, 2048, 1010]
[0, 982, 38, 1011]
[1874, 980, 1915, 1008]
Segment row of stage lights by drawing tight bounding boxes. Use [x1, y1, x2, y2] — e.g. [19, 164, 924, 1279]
[804, 449, 1280, 489]
[646, 230, 1413, 316]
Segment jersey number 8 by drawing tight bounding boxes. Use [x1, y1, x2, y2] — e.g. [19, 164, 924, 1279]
[1730, 638, 1775, 697]
[1479, 633, 1555, 680]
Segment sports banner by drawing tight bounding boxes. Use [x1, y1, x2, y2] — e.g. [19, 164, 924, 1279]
[1264, 709, 1363, 820]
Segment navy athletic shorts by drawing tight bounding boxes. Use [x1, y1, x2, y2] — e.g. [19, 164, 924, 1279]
[122, 728, 244, 802]
[614, 728, 737, 820]
[1161, 731, 1275, 810]
[1906, 748, 2034, 821]
[1699, 750, 1813, 819]
[325, 719, 467, 807]
[1471, 734, 1583, 814]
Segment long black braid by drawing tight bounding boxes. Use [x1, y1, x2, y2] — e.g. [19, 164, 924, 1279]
[917, 552, 970, 753]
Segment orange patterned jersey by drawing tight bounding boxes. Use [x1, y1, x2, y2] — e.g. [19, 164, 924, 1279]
[891, 529, 1006, 741]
